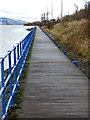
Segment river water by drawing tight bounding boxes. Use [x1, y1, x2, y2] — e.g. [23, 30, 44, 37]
[0, 25, 31, 57]
[0, 25, 33, 83]
[0, 25, 33, 118]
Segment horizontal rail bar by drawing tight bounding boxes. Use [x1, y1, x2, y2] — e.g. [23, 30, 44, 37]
[0, 26, 36, 119]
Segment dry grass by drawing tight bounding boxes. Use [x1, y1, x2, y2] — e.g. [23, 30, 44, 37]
[42, 20, 88, 59]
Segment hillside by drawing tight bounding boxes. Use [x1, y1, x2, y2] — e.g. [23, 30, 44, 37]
[0, 17, 27, 25]
[42, 20, 89, 77]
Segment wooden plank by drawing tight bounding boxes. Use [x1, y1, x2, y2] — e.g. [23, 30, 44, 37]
[15, 27, 88, 118]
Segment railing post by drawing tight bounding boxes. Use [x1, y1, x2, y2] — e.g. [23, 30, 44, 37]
[0, 57, 6, 117]
[22, 40, 24, 52]
[8, 51, 12, 97]
[8, 50, 14, 108]
[17, 43, 20, 83]
[20, 41, 23, 75]
[0, 27, 36, 119]
[22, 40, 25, 71]
[13, 46, 17, 84]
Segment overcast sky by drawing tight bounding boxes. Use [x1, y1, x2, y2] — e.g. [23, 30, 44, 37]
[0, 0, 89, 22]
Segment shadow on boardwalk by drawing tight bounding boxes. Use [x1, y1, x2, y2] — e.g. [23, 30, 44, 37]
[7, 27, 88, 119]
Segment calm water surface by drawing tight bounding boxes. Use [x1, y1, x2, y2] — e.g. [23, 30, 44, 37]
[0, 25, 33, 117]
[0, 25, 32, 57]
[0, 25, 33, 82]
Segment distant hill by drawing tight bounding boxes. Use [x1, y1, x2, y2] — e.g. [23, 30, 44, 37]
[0, 17, 27, 25]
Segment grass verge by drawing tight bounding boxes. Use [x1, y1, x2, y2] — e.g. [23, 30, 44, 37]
[42, 20, 89, 77]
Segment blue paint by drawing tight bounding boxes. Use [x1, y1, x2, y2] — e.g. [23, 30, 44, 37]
[63, 51, 66, 55]
[1, 58, 6, 118]
[17, 43, 20, 83]
[8, 50, 12, 98]
[13, 47, 17, 84]
[40, 27, 54, 42]
[72, 61, 78, 67]
[54, 42, 56, 45]
[0, 26, 36, 119]
[57, 45, 60, 49]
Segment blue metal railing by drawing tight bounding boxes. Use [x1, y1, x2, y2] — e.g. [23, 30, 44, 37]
[40, 27, 54, 42]
[0, 26, 36, 119]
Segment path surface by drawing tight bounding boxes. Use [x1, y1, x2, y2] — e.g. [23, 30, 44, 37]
[15, 27, 88, 118]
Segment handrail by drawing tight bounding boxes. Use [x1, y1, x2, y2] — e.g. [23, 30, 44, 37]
[40, 27, 54, 42]
[0, 26, 36, 120]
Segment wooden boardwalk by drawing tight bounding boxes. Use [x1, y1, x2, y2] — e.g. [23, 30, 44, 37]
[15, 27, 88, 118]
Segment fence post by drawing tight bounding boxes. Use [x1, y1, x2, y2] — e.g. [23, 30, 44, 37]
[20, 41, 23, 76]
[13, 46, 17, 84]
[17, 43, 20, 83]
[0, 27, 36, 119]
[8, 50, 13, 108]
[8, 51, 12, 97]
[1, 57, 6, 117]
